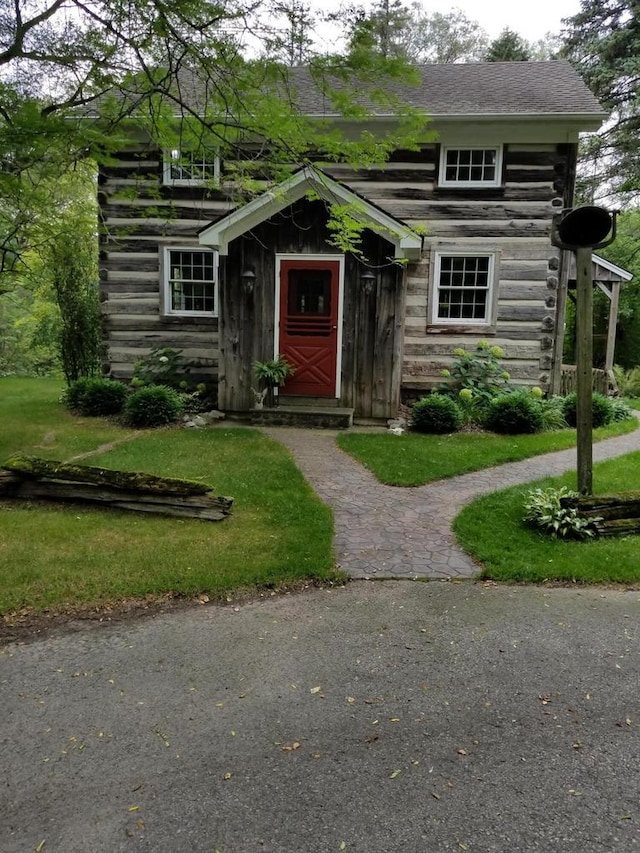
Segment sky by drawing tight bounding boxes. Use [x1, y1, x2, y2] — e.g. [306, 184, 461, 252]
[421, 0, 583, 40]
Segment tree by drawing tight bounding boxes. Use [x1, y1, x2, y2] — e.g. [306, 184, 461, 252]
[484, 28, 533, 62]
[344, 0, 414, 59]
[0, 163, 99, 377]
[343, 1, 488, 63]
[0, 0, 427, 286]
[562, 209, 640, 369]
[408, 8, 489, 64]
[261, 0, 317, 65]
[561, 0, 640, 203]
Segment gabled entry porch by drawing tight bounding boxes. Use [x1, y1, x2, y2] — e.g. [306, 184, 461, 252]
[198, 166, 422, 422]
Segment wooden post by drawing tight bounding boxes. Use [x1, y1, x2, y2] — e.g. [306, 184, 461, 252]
[604, 280, 621, 373]
[575, 246, 593, 495]
[550, 249, 570, 395]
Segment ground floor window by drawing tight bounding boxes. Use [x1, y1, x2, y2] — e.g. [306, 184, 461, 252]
[432, 252, 496, 325]
[162, 247, 217, 316]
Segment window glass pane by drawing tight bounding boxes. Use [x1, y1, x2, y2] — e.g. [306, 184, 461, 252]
[436, 255, 491, 322]
[166, 149, 219, 184]
[443, 148, 499, 184]
[168, 249, 215, 314]
[287, 270, 331, 315]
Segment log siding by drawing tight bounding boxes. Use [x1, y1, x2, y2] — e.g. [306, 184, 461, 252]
[99, 138, 574, 413]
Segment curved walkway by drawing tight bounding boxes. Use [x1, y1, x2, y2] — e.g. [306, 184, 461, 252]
[263, 424, 640, 580]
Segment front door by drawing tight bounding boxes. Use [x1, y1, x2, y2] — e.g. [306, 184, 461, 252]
[278, 259, 340, 397]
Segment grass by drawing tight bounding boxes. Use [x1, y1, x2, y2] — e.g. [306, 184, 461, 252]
[0, 378, 336, 615]
[1, 376, 131, 461]
[454, 452, 640, 584]
[337, 417, 638, 487]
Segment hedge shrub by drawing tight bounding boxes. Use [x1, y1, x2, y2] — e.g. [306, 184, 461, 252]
[66, 377, 127, 416]
[411, 393, 463, 434]
[484, 391, 543, 434]
[562, 391, 614, 429]
[124, 385, 184, 427]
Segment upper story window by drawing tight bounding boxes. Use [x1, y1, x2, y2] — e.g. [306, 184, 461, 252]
[439, 146, 503, 188]
[162, 149, 221, 186]
[162, 247, 217, 317]
[432, 252, 496, 325]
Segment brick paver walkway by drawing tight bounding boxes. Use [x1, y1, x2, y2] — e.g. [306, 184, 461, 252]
[264, 424, 640, 580]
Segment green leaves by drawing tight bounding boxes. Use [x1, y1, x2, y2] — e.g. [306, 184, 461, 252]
[523, 487, 599, 539]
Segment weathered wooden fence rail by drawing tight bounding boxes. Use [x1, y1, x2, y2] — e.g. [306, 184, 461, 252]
[0, 455, 233, 521]
[562, 492, 640, 537]
[560, 365, 616, 396]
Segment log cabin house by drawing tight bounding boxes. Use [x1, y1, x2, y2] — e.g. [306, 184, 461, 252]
[99, 60, 607, 425]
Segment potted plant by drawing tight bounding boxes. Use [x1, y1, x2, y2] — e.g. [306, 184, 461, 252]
[253, 355, 295, 408]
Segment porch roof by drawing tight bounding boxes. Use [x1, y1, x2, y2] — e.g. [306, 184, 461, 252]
[568, 253, 633, 284]
[198, 166, 423, 260]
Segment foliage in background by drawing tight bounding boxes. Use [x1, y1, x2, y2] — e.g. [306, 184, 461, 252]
[484, 28, 533, 61]
[613, 366, 640, 398]
[562, 0, 640, 204]
[48, 216, 101, 383]
[563, 211, 640, 370]
[0, 166, 97, 377]
[342, 0, 489, 63]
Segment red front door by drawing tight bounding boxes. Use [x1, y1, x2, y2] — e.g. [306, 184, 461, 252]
[279, 259, 340, 397]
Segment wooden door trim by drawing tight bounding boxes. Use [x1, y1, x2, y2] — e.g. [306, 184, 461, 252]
[274, 254, 345, 399]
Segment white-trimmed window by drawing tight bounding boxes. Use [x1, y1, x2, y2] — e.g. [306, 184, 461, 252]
[433, 252, 496, 325]
[439, 146, 503, 188]
[162, 247, 217, 316]
[162, 149, 221, 186]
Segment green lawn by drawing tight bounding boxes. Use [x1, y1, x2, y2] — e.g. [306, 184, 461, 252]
[337, 417, 638, 486]
[0, 378, 336, 614]
[1, 376, 132, 461]
[454, 452, 640, 584]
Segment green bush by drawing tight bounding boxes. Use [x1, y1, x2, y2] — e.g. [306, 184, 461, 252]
[66, 377, 127, 416]
[562, 392, 614, 428]
[523, 487, 598, 539]
[411, 393, 463, 434]
[440, 340, 512, 409]
[610, 397, 635, 422]
[613, 365, 640, 397]
[124, 385, 184, 427]
[64, 377, 95, 411]
[484, 391, 543, 434]
[132, 347, 190, 389]
[538, 395, 568, 431]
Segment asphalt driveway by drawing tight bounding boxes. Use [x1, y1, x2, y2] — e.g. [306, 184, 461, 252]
[2, 581, 640, 852]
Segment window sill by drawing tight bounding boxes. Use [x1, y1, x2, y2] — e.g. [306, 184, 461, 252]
[160, 315, 218, 325]
[426, 323, 496, 335]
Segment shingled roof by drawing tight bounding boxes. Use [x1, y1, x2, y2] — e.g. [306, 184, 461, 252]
[287, 60, 604, 118]
[98, 59, 604, 126]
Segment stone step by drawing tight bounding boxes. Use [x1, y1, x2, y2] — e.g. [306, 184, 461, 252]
[251, 406, 354, 429]
[278, 395, 340, 408]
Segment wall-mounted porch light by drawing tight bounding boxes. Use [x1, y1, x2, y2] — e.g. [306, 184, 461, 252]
[241, 268, 256, 294]
[360, 269, 376, 296]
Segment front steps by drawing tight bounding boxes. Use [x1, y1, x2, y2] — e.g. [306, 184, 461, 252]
[250, 405, 354, 429]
